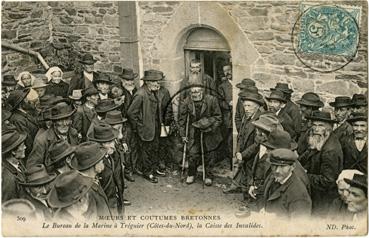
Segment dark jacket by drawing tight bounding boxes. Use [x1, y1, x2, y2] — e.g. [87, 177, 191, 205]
[121, 87, 137, 118]
[235, 98, 244, 132]
[280, 101, 301, 139]
[88, 181, 112, 217]
[157, 86, 174, 126]
[263, 172, 312, 219]
[45, 81, 69, 98]
[68, 71, 99, 95]
[179, 74, 217, 100]
[218, 80, 232, 129]
[127, 85, 160, 142]
[332, 121, 353, 146]
[237, 110, 262, 158]
[277, 109, 297, 140]
[178, 94, 223, 152]
[26, 127, 80, 168]
[72, 104, 96, 141]
[22, 190, 53, 219]
[9, 109, 39, 156]
[342, 137, 367, 173]
[299, 134, 343, 214]
[2, 160, 26, 203]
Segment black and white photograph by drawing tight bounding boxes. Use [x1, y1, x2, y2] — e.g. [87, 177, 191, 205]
[1, 0, 368, 236]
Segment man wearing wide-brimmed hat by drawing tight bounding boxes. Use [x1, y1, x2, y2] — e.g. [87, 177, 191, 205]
[266, 90, 297, 139]
[2, 130, 27, 202]
[68, 53, 99, 95]
[72, 86, 99, 141]
[298, 111, 343, 217]
[7, 89, 39, 156]
[2, 75, 17, 99]
[351, 93, 367, 114]
[45, 140, 75, 174]
[93, 72, 114, 100]
[127, 70, 164, 183]
[344, 173, 367, 221]
[262, 148, 312, 219]
[341, 112, 367, 173]
[87, 123, 126, 213]
[19, 164, 56, 219]
[32, 76, 48, 99]
[235, 78, 258, 132]
[330, 96, 354, 145]
[178, 86, 223, 186]
[27, 101, 79, 168]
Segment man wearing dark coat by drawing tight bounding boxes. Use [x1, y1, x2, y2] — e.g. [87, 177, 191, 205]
[2, 130, 27, 202]
[68, 53, 99, 95]
[27, 101, 80, 168]
[127, 70, 163, 183]
[72, 86, 99, 141]
[234, 78, 256, 132]
[329, 96, 353, 147]
[263, 148, 312, 219]
[299, 111, 343, 217]
[342, 112, 367, 173]
[178, 86, 222, 186]
[7, 89, 39, 157]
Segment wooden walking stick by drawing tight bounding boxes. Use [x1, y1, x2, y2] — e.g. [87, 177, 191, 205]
[200, 131, 205, 189]
[180, 114, 190, 182]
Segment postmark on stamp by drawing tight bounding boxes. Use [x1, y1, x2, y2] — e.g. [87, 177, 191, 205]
[292, 4, 362, 72]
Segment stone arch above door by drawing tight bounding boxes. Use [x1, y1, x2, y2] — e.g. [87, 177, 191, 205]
[153, 1, 260, 95]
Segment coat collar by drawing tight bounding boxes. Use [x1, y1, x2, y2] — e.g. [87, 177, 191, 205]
[187, 99, 208, 117]
[82, 104, 96, 122]
[265, 172, 295, 201]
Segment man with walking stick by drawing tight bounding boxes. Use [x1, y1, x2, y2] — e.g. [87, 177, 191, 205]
[178, 86, 222, 186]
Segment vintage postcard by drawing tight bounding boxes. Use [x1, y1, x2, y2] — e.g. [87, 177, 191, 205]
[1, 0, 368, 236]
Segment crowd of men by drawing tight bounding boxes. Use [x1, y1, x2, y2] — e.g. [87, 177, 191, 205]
[1, 52, 367, 222]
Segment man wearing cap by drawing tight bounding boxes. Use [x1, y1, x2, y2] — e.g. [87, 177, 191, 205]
[263, 148, 312, 219]
[69, 142, 112, 217]
[299, 111, 343, 216]
[20, 164, 56, 219]
[87, 123, 126, 214]
[72, 86, 99, 141]
[68, 53, 99, 95]
[342, 112, 367, 173]
[178, 86, 222, 185]
[2, 130, 27, 202]
[45, 66, 69, 98]
[330, 96, 354, 146]
[351, 94, 367, 114]
[344, 174, 367, 221]
[266, 90, 297, 139]
[270, 83, 301, 138]
[27, 102, 80, 168]
[296, 92, 324, 155]
[45, 140, 75, 174]
[127, 70, 164, 183]
[93, 72, 114, 100]
[7, 89, 39, 156]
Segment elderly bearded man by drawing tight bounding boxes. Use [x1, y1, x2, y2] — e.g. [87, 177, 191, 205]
[299, 111, 343, 217]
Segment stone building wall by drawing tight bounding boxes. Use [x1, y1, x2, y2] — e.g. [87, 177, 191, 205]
[1, 1, 121, 77]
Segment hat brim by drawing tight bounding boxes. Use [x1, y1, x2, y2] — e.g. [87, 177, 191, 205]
[69, 150, 106, 171]
[296, 99, 324, 108]
[47, 175, 93, 208]
[141, 76, 162, 81]
[46, 146, 76, 167]
[68, 96, 82, 100]
[262, 141, 298, 151]
[239, 96, 264, 106]
[329, 102, 352, 108]
[266, 96, 287, 103]
[2, 132, 27, 154]
[121, 73, 138, 80]
[19, 173, 57, 187]
[270, 88, 293, 94]
[9, 88, 30, 111]
[266, 157, 295, 166]
[32, 84, 48, 89]
[105, 117, 128, 125]
[252, 121, 273, 133]
[344, 178, 367, 191]
[347, 116, 368, 123]
[305, 116, 337, 124]
[49, 108, 76, 120]
[79, 59, 97, 65]
[95, 103, 122, 113]
[86, 128, 119, 142]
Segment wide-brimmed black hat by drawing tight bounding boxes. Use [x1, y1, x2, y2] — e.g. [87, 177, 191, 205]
[240, 85, 259, 94]
[105, 110, 127, 125]
[6, 88, 30, 111]
[47, 170, 94, 208]
[87, 123, 118, 142]
[238, 91, 264, 105]
[347, 112, 367, 124]
[344, 174, 367, 194]
[93, 73, 114, 86]
[95, 99, 122, 113]
[296, 92, 324, 108]
[38, 94, 56, 111]
[82, 86, 99, 99]
[2, 130, 27, 154]
[270, 83, 293, 94]
[120, 68, 138, 80]
[19, 164, 57, 187]
[236, 78, 256, 89]
[267, 148, 298, 166]
[306, 111, 337, 124]
[49, 102, 76, 120]
[141, 69, 163, 81]
[262, 128, 298, 150]
[266, 90, 287, 103]
[329, 96, 352, 108]
[70, 141, 107, 171]
[45, 140, 76, 168]
[2, 75, 17, 86]
[351, 94, 367, 107]
[79, 53, 97, 65]
[192, 117, 214, 132]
